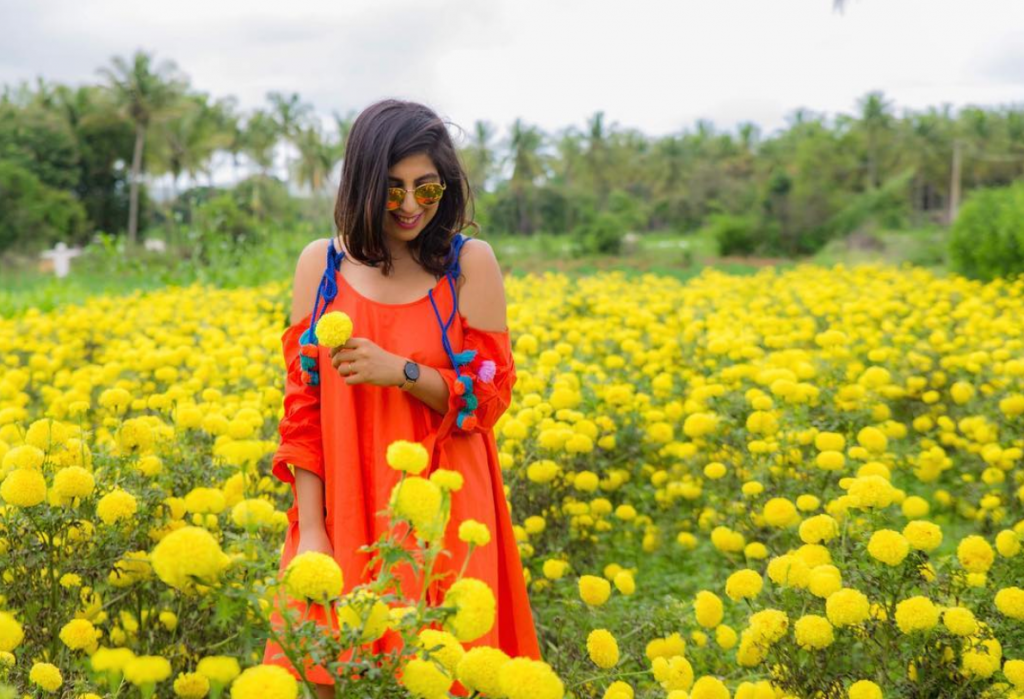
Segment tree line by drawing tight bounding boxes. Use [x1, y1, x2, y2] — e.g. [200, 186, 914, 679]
[3, 49, 1024, 258]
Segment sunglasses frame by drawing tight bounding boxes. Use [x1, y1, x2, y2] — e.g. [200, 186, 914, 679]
[386, 182, 447, 211]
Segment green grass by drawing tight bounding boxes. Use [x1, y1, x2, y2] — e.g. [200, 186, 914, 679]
[2, 227, 952, 317]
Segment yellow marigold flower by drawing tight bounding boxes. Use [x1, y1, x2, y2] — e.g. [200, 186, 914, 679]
[230, 664, 297, 699]
[815, 432, 845, 451]
[799, 514, 839, 544]
[894, 596, 938, 633]
[443, 577, 496, 642]
[848, 679, 882, 699]
[996, 529, 1021, 557]
[314, 310, 353, 348]
[497, 657, 565, 699]
[901, 495, 929, 518]
[794, 614, 834, 650]
[710, 526, 745, 553]
[96, 488, 138, 525]
[579, 574, 612, 606]
[957, 535, 995, 573]
[542, 559, 570, 580]
[941, 607, 977, 636]
[725, 569, 763, 601]
[857, 426, 888, 454]
[809, 565, 842, 599]
[231, 498, 275, 529]
[994, 587, 1024, 620]
[815, 450, 845, 471]
[744, 542, 768, 559]
[749, 609, 788, 645]
[3, 444, 45, 471]
[796, 494, 821, 511]
[741, 480, 764, 497]
[867, 529, 910, 566]
[603, 680, 634, 699]
[902, 520, 942, 552]
[715, 624, 738, 650]
[337, 589, 390, 643]
[1003, 659, 1024, 690]
[416, 628, 464, 675]
[458, 519, 491, 547]
[386, 439, 429, 475]
[848, 475, 894, 509]
[389, 476, 445, 542]
[117, 417, 154, 453]
[950, 381, 974, 404]
[53, 466, 95, 501]
[704, 462, 727, 479]
[456, 646, 510, 697]
[690, 675, 729, 699]
[586, 628, 620, 668]
[29, 661, 63, 693]
[694, 591, 724, 628]
[826, 588, 870, 627]
[401, 656, 453, 698]
[763, 497, 798, 527]
[430, 468, 463, 492]
[613, 570, 636, 595]
[124, 655, 172, 686]
[59, 618, 99, 651]
[651, 655, 694, 692]
[961, 638, 1002, 679]
[196, 655, 241, 685]
[173, 671, 210, 698]
[0, 467, 47, 507]
[151, 526, 231, 592]
[645, 633, 687, 662]
[284, 551, 343, 602]
[574, 471, 599, 492]
[767, 554, 811, 588]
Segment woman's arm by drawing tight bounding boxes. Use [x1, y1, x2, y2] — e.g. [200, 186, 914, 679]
[399, 240, 511, 419]
[285, 239, 332, 532]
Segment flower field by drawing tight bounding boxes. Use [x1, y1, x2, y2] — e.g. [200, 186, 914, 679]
[1, 262, 1024, 698]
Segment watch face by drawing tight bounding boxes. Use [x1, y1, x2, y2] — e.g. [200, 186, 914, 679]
[405, 362, 420, 380]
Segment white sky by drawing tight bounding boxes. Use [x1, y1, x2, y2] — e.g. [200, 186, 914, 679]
[3, 0, 1024, 189]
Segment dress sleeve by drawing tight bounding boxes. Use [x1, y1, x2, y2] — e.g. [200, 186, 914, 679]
[270, 315, 325, 485]
[433, 315, 517, 441]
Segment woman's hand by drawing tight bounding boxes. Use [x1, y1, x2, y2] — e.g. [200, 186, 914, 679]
[296, 524, 335, 558]
[330, 337, 404, 387]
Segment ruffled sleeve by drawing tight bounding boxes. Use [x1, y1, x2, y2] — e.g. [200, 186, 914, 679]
[270, 315, 325, 485]
[432, 315, 517, 446]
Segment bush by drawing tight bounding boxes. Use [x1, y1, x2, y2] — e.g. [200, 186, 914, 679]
[570, 211, 625, 256]
[705, 213, 761, 256]
[0, 159, 90, 253]
[949, 181, 1024, 281]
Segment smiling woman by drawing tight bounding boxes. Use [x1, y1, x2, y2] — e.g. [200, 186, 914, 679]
[263, 99, 541, 697]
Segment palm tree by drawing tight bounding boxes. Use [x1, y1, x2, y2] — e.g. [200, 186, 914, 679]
[267, 91, 313, 189]
[856, 90, 895, 188]
[505, 118, 546, 235]
[97, 49, 188, 245]
[292, 122, 336, 196]
[461, 119, 498, 193]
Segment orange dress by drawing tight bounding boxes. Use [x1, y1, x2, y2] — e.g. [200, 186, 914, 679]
[262, 233, 542, 690]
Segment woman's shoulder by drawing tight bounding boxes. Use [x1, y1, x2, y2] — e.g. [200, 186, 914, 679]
[290, 238, 336, 325]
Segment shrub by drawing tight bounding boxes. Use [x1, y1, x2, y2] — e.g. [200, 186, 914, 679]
[949, 181, 1024, 281]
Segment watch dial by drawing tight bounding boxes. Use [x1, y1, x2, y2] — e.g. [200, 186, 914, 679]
[406, 362, 420, 380]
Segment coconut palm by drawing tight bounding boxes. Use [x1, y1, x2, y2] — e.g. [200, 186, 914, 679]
[97, 49, 188, 245]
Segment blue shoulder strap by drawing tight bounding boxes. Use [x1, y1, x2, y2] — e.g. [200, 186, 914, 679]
[298, 241, 345, 385]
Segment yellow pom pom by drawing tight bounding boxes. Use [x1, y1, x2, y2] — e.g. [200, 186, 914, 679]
[315, 311, 353, 348]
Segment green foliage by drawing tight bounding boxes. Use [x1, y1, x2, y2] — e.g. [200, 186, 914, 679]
[0, 160, 90, 252]
[826, 169, 915, 239]
[704, 213, 762, 256]
[948, 181, 1024, 281]
[570, 211, 625, 256]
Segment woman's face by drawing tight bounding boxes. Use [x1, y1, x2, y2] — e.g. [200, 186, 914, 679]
[383, 152, 443, 245]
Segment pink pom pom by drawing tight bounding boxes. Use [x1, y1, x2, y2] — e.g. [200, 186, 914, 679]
[478, 359, 496, 383]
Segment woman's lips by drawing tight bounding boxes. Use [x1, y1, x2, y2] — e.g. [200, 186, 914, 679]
[393, 212, 422, 229]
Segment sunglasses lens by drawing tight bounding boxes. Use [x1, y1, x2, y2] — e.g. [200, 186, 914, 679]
[415, 183, 444, 205]
[386, 189, 403, 210]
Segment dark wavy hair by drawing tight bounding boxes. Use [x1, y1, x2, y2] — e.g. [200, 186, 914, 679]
[333, 99, 477, 279]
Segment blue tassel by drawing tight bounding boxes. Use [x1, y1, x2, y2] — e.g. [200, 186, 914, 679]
[300, 355, 317, 371]
[307, 370, 320, 386]
[464, 394, 479, 411]
[452, 349, 477, 366]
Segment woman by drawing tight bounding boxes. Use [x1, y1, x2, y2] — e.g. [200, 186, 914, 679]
[262, 99, 542, 697]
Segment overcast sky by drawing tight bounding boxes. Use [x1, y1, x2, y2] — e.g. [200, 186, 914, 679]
[3, 0, 1023, 174]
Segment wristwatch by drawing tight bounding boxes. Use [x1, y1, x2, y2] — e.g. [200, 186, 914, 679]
[398, 360, 420, 391]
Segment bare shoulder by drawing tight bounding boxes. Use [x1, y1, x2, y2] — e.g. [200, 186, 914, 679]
[456, 237, 508, 332]
[290, 238, 333, 325]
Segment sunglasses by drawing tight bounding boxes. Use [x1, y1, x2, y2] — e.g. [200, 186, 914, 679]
[386, 182, 447, 211]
